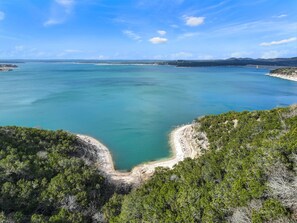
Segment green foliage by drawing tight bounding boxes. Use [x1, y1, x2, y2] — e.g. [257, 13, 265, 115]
[105, 106, 297, 222]
[270, 67, 297, 76]
[0, 127, 107, 222]
[102, 193, 124, 221]
[252, 199, 288, 222]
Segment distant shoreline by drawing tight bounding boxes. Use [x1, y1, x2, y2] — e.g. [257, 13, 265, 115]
[1, 57, 296, 67]
[77, 123, 208, 187]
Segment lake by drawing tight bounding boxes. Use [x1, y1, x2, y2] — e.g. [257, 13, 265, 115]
[1, 63, 297, 170]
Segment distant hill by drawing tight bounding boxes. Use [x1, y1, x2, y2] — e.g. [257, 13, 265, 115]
[158, 57, 297, 67]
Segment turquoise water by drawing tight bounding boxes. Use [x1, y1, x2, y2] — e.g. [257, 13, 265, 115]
[1, 63, 297, 170]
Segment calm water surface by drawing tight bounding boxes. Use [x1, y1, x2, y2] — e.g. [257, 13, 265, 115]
[1, 63, 297, 170]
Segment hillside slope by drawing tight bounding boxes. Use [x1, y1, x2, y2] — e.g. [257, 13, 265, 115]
[0, 106, 296, 222]
[105, 106, 297, 222]
[0, 127, 109, 223]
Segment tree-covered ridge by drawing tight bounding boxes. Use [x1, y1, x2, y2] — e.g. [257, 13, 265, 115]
[0, 127, 108, 223]
[105, 106, 297, 222]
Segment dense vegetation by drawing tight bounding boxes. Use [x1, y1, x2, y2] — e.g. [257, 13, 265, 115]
[1, 106, 296, 222]
[0, 127, 108, 222]
[104, 106, 297, 222]
[270, 67, 297, 77]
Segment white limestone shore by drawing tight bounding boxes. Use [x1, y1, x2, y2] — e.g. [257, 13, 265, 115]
[267, 73, 297, 82]
[76, 123, 208, 187]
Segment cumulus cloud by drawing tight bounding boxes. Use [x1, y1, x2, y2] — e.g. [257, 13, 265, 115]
[123, 30, 142, 41]
[260, 37, 297, 46]
[157, 30, 166, 36]
[0, 11, 5, 21]
[184, 16, 205, 27]
[149, 37, 168, 44]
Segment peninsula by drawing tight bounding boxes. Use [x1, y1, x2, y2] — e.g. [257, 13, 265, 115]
[268, 67, 297, 81]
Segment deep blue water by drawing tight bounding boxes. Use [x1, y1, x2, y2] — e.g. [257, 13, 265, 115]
[1, 63, 297, 170]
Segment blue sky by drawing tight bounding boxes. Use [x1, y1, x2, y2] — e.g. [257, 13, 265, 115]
[0, 0, 296, 59]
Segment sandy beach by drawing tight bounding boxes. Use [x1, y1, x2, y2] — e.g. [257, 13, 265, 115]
[77, 123, 208, 187]
[268, 73, 297, 82]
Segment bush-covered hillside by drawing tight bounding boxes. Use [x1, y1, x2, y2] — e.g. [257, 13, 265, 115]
[270, 67, 297, 76]
[1, 106, 296, 223]
[105, 106, 297, 222]
[0, 127, 108, 223]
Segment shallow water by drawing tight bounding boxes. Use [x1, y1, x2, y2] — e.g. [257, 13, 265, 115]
[1, 63, 297, 170]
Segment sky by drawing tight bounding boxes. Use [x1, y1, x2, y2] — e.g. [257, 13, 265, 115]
[0, 0, 296, 60]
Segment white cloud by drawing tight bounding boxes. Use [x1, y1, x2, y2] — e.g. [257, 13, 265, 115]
[212, 20, 297, 37]
[0, 11, 5, 21]
[123, 30, 142, 41]
[260, 37, 297, 46]
[157, 30, 166, 36]
[184, 16, 205, 27]
[276, 14, 287, 18]
[149, 37, 168, 44]
[44, 19, 62, 26]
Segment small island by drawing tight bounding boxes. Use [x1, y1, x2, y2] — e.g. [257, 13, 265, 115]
[0, 64, 18, 72]
[269, 67, 297, 81]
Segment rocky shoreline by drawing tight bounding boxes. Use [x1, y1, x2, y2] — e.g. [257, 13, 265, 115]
[268, 67, 297, 82]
